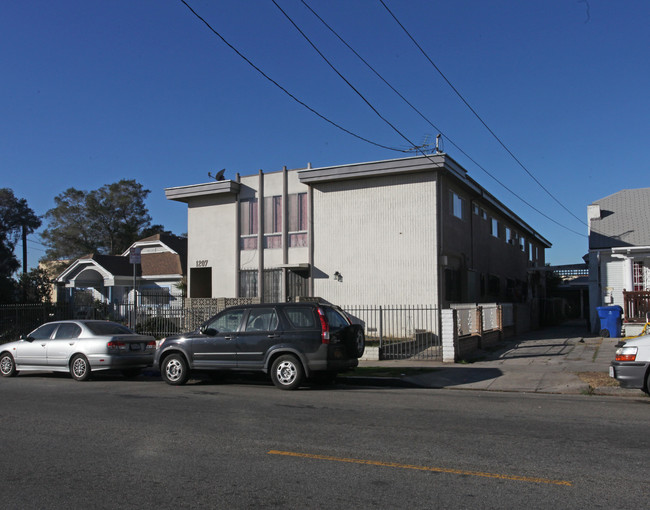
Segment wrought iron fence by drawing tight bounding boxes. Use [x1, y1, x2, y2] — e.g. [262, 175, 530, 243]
[341, 305, 441, 360]
[0, 298, 261, 343]
[1, 301, 441, 360]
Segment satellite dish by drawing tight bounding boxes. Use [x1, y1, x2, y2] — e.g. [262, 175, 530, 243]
[208, 168, 226, 181]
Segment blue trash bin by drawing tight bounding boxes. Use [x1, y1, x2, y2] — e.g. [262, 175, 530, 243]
[596, 305, 623, 338]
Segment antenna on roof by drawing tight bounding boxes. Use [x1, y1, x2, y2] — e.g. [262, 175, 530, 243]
[406, 134, 438, 155]
[208, 169, 226, 181]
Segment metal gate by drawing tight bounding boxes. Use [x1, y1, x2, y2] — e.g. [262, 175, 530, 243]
[342, 305, 441, 360]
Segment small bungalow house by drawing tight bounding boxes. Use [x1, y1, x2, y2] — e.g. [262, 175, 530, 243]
[587, 188, 650, 334]
[56, 234, 187, 306]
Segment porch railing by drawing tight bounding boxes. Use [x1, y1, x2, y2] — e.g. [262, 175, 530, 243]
[623, 290, 650, 322]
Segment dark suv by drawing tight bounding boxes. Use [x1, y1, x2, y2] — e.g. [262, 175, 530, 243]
[153, 302, 365, 390]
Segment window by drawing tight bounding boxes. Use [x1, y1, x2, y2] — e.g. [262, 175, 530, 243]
[240, 270, 258, 298]
[285, 307, 316, 329]
[140, 286, 172, 306]
[505, 227, 512, 244]
[519, 236, 525, 251]
[324, 307, 350, 330]
[245, 308, 279, 332]
[206, 310, 245, 333]
[288, 193, 308, 247]
[491, 218, 499, 238]
[264, 196, 282, 249]
[54, 323, 81, 339]
[240, 199, 258, 250]
[30, 323, 58, 340]
[450, 191, 464, 219]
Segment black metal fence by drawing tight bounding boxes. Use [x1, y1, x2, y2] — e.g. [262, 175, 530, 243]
[342, 305, 441, 360]
[1, 301, 442, 360]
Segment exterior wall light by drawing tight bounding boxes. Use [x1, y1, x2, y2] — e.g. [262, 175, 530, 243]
[333, 271, 343, 282]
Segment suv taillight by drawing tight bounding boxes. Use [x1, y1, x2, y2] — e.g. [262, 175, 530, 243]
[146, 341, 156, 350]
[317, 307, 330, 344]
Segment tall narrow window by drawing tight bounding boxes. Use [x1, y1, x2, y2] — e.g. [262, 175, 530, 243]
[288, 192, 308, 247]
[264, 196, 282, 249]
[491, 218, 499, 238]
[240, 199, 258, 250]
[450, 190, 464, 219]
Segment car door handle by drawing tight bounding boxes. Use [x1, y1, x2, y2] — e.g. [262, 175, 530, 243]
[224, 336, 233, 341]
[267, 334, 280, 339]
[69, 342, 75, 346]
[41, 343, 47, 347]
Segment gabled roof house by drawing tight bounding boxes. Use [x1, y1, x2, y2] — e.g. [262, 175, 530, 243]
[56, 234, 187, 305]
[588, 187, 650, 332]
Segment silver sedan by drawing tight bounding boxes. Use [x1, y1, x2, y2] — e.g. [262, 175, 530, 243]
[0, 320, 156, 381]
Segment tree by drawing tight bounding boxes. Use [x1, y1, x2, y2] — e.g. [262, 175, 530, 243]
[42, 180, 158, 259]
[0, 189, 41, 303]
[17, 267, 52, 304]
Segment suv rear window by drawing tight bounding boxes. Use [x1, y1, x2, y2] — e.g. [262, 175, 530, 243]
[324, 307, 350, 330]
[285, 307, 316, 329]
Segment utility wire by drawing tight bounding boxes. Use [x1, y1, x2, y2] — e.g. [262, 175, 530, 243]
[297, 0, 586, 237]
[178, 0, 404, 153]
[271, 0, 444, 169]
[378, 0, 587, 228]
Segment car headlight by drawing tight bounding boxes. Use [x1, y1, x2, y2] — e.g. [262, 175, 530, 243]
[615, 346, 637, 362]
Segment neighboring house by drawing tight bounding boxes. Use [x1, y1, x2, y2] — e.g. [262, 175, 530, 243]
[587, 188, 650, 333]
[165, 154, 550, 309]
[56, 234, 187, 306]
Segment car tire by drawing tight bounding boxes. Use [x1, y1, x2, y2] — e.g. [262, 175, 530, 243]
[0, 352, 18, 377]
[161, 353, 190, 386]
[644, 370, 650, 396]
[270, 354, 304, 390]
[70, 354, 91, 381]
[354, 329, 365, 358]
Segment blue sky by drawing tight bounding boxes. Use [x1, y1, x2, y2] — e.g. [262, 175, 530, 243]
[2, 1, 649, 269]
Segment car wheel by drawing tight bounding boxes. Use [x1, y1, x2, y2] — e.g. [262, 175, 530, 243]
[70, 354, 91, 381]
[161, 353, 189, 386]
[644, 370, 650, 396]
[0, 352, 18, 377]
[121, 369, 141, 379]
[355, 329, 365, 357]
[271, 354, 304, 390]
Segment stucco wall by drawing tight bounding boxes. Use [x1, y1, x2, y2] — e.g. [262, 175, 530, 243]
[187, 195, 237, 296]
[311, 173, 439, 305]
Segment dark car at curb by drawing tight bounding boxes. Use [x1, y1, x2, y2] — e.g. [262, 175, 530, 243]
[153, 302, 365, 390]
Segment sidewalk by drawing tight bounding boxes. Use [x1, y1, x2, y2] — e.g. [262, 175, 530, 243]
[342, 321, 647, 397]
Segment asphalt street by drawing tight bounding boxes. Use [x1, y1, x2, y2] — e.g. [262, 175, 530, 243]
[1, 371, 648, 509]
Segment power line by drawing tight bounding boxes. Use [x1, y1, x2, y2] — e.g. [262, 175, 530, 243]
[178, 0, 405, 153]
[271, 0, 428, 161]
[296, 0, 585, 237]
[378, 0, 587, 228]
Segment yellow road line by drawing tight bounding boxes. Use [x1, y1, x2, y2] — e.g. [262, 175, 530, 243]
[268, 450, 572, 487]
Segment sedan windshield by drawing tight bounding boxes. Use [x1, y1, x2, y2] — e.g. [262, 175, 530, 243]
[85, 322, 135, 336]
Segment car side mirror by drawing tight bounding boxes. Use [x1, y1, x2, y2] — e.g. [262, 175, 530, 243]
[20, 334, 33, 342]
[200, 326, 218, 336]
